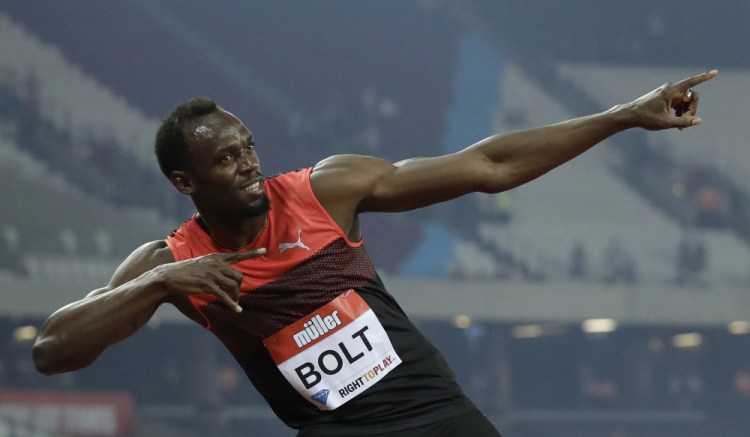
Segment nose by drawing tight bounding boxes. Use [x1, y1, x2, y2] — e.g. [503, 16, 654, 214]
[238, 153, 259, 174]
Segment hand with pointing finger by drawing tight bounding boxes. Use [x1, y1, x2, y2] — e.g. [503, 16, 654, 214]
[623, 69, 718, 131]
[154, 247, 266, 313]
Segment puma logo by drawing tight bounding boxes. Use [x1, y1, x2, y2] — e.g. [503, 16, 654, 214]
[279, 228, 311, 252]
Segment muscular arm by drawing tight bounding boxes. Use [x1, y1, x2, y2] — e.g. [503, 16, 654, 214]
[33, 241, 266, 375]
[312, 70, 716, 230]
[318, 108, 629, 214]
[32, 241, 173, 375]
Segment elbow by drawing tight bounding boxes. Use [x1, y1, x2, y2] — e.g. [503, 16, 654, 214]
[32, 335, 93, 375]
[479, 161, 540, 194]
[475, 162, 514, 194]
[32, 337, 60, 375]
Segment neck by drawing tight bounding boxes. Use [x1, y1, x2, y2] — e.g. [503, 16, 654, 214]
[195, 211, 267, 250]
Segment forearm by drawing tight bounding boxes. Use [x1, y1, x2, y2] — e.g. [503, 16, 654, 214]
[331, 70, 712, 215]
[33, 272, 168, 375]
[472, 104, 634, 193]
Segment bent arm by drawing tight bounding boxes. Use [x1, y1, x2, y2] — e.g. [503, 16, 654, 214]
[32, 241, 173, 375]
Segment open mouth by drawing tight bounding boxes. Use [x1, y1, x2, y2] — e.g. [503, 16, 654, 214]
[242, 181, 261, 192]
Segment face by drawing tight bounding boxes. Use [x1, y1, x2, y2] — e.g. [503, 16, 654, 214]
[177, 109, 269, 217]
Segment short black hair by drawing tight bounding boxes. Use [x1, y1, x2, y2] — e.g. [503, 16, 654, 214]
[154, 96, 218, 178]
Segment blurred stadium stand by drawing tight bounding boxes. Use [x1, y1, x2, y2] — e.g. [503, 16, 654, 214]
[2, 1, 750, 436]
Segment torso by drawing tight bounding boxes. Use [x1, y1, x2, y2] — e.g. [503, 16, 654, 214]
[163, 168, 476, 434]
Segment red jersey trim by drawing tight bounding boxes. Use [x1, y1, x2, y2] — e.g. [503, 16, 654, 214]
[164, 168, 363, 330]
[263, 290, 368, 363]
[302, 167, 363, 248]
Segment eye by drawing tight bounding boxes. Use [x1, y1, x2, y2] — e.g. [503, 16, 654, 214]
[221, 153, 233, 162]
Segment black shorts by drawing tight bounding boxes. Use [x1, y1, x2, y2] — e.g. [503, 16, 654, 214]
[297, 411, 502, 437]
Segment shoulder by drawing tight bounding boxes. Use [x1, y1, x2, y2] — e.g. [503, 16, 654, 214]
[86, 240, 174, 298]
[312, 154, 393, 177]
[107, 241, 175, 288]
[311, 155, 394, 198]
[307, 155, 395, 236]
[129, 240, 175, 264]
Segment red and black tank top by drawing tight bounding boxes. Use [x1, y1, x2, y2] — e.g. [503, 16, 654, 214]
[165, 168, 475, 434]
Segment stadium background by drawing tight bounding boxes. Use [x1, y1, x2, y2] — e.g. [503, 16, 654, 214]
[2, 1, 750, 436]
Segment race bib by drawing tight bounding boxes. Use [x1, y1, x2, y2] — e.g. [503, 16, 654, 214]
[263, 290, 401, 410]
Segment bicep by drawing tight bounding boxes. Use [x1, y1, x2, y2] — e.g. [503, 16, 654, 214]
[362, 149, 492, 212]
[312, 150, 491, 214]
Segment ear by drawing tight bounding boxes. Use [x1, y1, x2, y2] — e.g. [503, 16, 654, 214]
[170, 171, 195, 194]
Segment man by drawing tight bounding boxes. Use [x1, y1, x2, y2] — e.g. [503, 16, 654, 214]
[32, 70, 717, 436]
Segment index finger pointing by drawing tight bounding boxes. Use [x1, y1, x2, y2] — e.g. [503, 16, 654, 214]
[673, 69, 718, 92]
[220, 247, 267, 263]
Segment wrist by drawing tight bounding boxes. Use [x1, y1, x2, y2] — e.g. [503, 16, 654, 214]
[143, 265, 173, 299]
[604, 103, 638, 130]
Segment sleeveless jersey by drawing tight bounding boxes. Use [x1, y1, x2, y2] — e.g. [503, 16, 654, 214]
[165, 168, 475, 434]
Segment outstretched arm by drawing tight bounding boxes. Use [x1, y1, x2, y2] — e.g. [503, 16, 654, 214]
[32, 241, 266, 375]
[312, 70, 717, 224]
